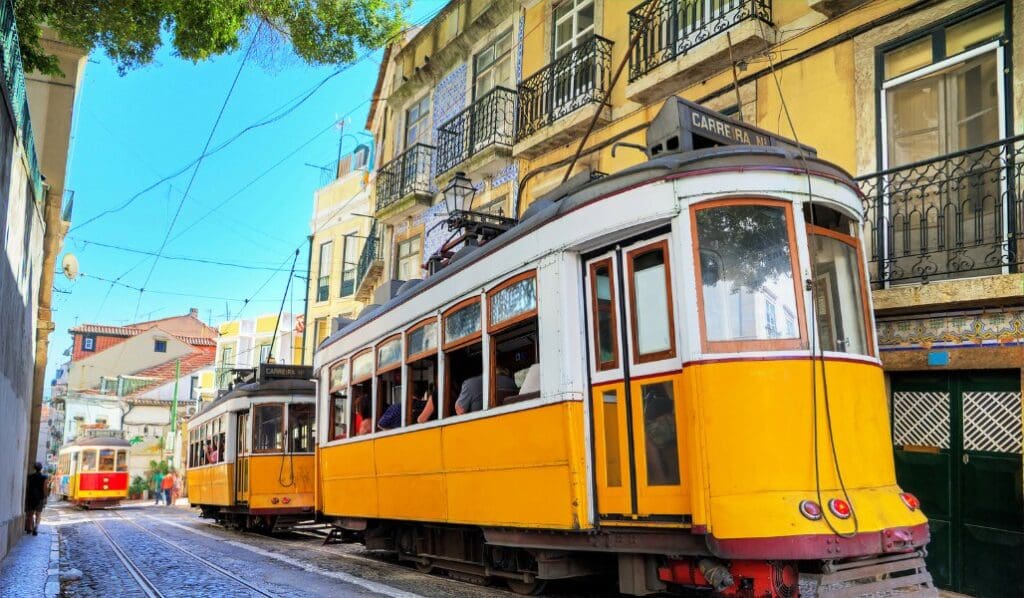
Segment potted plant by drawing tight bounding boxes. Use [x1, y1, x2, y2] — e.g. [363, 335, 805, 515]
[129, 476, 147, 500]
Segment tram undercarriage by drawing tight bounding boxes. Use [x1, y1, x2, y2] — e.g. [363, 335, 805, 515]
[330, 518, 935, 597]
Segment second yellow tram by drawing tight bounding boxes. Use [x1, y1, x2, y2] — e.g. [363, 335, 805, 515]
[187, 365, 317, 531]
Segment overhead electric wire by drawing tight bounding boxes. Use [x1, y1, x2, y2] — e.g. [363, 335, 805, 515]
[68, 238, 309, 272]
[133, 26, 263, 320]
[79, 272, 282, 303]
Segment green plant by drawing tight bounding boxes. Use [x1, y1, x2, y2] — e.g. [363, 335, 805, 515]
[129, 476, 147, 497]
[145, 459, 170, 488]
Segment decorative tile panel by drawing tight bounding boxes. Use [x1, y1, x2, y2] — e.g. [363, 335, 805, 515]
[963, 391, 1022, 454]
[893, 391, 950, 449]
[877, 309, 1024, 351]
[432, 63, 468, 178]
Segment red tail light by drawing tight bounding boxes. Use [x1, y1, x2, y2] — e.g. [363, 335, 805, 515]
[828, 498, 851, 519]
[798, 500, 823, 521]
[281, 497, 291, 504]
[899, 492, 920, 511]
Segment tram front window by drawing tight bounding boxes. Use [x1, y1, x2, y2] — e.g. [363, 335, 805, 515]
[81, 450, 97, 472]
[98, 449, 116, 472]
[253, 404, 284, 452]
[116, 450, 129, 472]
[810, 231, 870, 355]
[695, 202, 802, 350]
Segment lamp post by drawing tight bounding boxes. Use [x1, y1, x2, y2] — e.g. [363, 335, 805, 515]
[440, 172, 516, 242]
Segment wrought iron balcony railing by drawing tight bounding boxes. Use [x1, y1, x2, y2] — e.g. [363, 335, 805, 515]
[375, 143, 435, 211]
[628, 0, 772, 82]
[858, 135, 1024, 287]
[0, 0, 42, 201]
[516, 35, 613, 142]
[355, 219, 381, 291]
[436, 86, 517, 175]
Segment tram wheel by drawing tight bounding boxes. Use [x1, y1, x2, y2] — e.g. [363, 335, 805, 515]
[506, 578, 547, 595]
[414, 560, 434, 574]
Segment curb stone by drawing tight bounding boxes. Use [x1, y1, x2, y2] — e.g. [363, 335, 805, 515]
[44, 526, 60, 598]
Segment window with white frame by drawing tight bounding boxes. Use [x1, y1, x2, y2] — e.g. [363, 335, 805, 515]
[404, 96, 431, 148]
[394, 235, 422, 281]
[317, 241, 332, 302]
[474, 29, 513, 98]
[340, 233, 360, 297]
[553, 0, 595, 58]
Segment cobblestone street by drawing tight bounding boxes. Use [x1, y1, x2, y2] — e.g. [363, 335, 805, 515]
[0, 501, 616, 597]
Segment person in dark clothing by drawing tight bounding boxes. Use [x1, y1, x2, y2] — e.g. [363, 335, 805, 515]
[25, 462, 49, 536]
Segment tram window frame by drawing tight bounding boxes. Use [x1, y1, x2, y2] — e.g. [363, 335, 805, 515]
[691, 198, 807, 354]
[625, 240, 678, 364]
[350, 348, 374, 437]
[589, 258, 620, 371]
[98, 449, 116, 472]
[806, 223, 875, 357]
[116, 450, 129, 472]
[405, 317, 439, 427]
[253, 403, 285, 453]
[328, 358, 350, 441]
[288, 403, 316, 453]
[487, 271, 540, 407]
[443, 297, 484, 417]
[375, 334, 403, 433]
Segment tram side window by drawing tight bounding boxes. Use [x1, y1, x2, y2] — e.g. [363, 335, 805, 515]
[350, 350, 374, 437]
[695, 202, 803, 351]
[590, 259, 619, 370]
[213, 415, 225, 464]
[375, 337, 403, 431]
[328, 360, 349, 440]
[81, 450, 97, 472]
[289, 403, 315, 453]
[488, 273, 539, 406]
[253, 404, 284, 452]
[406, 319, 438, 426]
[116, 450, 128, 472]
[445, 300, 484, 416]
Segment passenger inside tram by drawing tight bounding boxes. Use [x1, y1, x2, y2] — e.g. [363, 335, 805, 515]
[405, 360, 437, 425]
[491, 322, 539, 405]
[351, 384, 372, 435]
[376, 368, 402, 430]
[446, 343, 484, 415]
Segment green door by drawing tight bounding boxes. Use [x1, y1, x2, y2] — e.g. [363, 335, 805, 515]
[891, 371, 1022, 597]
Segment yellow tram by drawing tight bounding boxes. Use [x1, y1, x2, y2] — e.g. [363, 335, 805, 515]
[311, 100, 933, 596]
[187, 364, 317, 531]
[56, 435, 131, 508]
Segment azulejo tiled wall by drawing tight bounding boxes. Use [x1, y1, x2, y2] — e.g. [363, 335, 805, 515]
[877, 309, 1024, 350]
[432, 62, 468, 178]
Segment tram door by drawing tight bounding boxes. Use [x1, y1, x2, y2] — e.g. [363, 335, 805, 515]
[584, 238, 688, 521]
[235, 411, 249, 504]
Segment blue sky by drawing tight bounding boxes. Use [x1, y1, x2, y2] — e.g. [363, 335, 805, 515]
[48, 3, 443, 387]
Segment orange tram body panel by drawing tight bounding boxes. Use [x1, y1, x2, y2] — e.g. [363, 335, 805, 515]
[186, 366, 317, 532]
[56, 436, 131, 508]
[311, 104, 936, 597]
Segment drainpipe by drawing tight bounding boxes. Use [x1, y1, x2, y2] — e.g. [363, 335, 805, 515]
[300, 235, 314, 364]
[28, 186, 64, 470]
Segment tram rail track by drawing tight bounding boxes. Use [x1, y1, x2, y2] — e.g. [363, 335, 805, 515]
[108, 509, 277, 597]
[91, 518, 165, 598]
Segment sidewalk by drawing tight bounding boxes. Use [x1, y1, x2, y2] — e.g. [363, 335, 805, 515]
[0, 523, 60, 598]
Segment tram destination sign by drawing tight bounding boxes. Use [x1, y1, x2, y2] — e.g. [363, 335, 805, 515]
[259, 364, 313, 382]
[647, 97, 816, 157]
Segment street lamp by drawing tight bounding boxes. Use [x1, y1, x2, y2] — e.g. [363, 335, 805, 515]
[440, 171, 516, 244]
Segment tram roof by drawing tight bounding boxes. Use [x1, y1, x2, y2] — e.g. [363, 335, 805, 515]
[67, 436, 132, 448]
[196, 378, 316, 417]
[319, 146, 857, 355]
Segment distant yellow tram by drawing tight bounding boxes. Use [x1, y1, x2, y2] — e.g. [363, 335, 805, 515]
[312, 100, 934, 596]
[56, 435, 131, 508]
[187, 365, 316, 531]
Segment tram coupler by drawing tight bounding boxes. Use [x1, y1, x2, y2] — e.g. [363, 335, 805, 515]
[658, 558, 798, 597]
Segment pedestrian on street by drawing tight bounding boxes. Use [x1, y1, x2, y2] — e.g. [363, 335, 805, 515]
[161, 470, 176, 506]
[24, 462, 49, 536]
[152, 469, 165, 505]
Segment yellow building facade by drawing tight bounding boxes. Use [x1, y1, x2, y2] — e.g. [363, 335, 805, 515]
[360, 2, 1022, 594]
[303, 146, 377, 364]
[215, 313, 302, 389]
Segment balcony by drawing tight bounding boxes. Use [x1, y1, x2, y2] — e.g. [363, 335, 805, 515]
[436, 86, 516, 179]
[514, 35, 613, 159]
[354, 220, 384, 304]
[375, 143, 435, 217]
[626, 0, 773, 104]
[859, 135, 1024, 291]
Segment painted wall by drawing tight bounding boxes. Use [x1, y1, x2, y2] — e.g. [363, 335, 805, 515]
[68, 328, 193, 391]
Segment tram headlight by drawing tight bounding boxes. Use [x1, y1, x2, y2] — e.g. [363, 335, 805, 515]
[798, 500, 822, 521]
[828, 498, 852, 519]
[899, 492, 920, 511]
